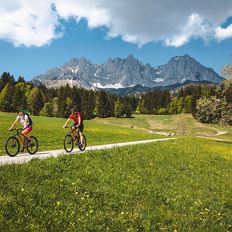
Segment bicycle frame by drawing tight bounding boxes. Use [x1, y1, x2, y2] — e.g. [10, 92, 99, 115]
[13, 129, 27, 146]
[67, 126, 80, 138]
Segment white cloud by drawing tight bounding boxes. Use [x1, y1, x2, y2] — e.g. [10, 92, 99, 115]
[165, 14, 214, 47]
[53, 0, 111, 28]
[215, 24, 232, 41]
[0, 0, 232, 47]
[0, 0, 61, 47]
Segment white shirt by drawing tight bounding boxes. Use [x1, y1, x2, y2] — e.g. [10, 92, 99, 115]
[16, 115, 29, 127]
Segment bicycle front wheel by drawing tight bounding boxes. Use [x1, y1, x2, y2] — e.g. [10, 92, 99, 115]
[78, 135, 86, 151]
[5, 136, 20, 157]
[26, 136, 38, 154]
[64, 134, 74, 152]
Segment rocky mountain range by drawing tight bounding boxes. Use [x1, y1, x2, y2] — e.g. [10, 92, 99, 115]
[33, 54, 224, 92]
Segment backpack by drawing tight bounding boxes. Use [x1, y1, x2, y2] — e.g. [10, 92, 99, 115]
[25, 113, 33, 126]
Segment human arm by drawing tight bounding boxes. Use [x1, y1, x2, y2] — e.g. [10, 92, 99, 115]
[63, 118, 71, 128]
[77, 116, 81, 127]
[9, 117, 19, 130]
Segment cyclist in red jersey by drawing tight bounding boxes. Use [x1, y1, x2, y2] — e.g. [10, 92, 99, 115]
[63, 108, 84, 146]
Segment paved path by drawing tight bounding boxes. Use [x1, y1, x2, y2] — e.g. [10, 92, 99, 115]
[197, 136, 231, 142]
[0, 138, 175, 166]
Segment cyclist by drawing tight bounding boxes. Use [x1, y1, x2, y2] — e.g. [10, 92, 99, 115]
[8, 109, 33, 152]
[63, 108, 84, 146]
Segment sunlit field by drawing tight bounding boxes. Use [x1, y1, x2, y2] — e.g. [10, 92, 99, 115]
[0, 112, 164, 155]
[0, 138, 231, 231]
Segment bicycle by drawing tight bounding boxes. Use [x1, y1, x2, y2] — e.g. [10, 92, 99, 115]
[64, 126, 86, 152]
[5, 128, 38, 157]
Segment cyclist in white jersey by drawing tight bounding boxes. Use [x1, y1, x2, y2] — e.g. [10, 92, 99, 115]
[9, 109, 33, 151]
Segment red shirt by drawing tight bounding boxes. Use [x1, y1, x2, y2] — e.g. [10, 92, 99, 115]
[69, 112, 83, 124]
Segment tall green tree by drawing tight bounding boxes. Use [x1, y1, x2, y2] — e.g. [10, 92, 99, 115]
[28, 87, 45, 115]
[0, 72, 15, 92]
[12, 82, 30, 110]
[136, 98, 145, 114]
[95, 91, 111, 118]
[168, 97, 179, 114]
[17, 76, 25, 83]
[122, 99, 132, 117]
[57, 86, 66, 117]
[0, 83, 14, 111]
[52, 97, 59, 117]
[64, 97, 73, 117]
[183, 95, 192, 113]
[81, 90, 95, 119]
[40, 102, 53, 117]
[114, 98, 123, 117]
[177, 97, 184, 114]
[72, 86, 82, 111]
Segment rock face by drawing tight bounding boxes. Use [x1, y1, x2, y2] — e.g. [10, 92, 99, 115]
[33, 54, 224, 89]
[158, 54, 223, 86]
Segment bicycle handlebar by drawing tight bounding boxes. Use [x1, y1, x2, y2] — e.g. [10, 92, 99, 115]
[64, 125, 78, 129]
[64, 126, 71, 128]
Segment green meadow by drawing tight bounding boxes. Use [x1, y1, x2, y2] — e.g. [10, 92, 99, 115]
[0, 138, 231, 231]
[0, 112, 164, 155]
[0, 112, 231, 231]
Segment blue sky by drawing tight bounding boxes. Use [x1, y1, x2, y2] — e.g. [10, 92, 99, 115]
[0, 0, 232, 80]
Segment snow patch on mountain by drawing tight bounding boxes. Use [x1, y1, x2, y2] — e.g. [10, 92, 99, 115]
[153, 78, 164, 82]
[174, 56, 181, 61]
[93, 82, 124, 89]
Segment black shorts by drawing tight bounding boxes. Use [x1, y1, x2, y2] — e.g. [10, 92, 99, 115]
[73, 123, 84, 133]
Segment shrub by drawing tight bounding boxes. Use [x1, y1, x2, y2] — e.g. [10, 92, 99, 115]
[158, 108, 169, 115]
[195, 96, 222, 123]
[220, 103, 232, 125]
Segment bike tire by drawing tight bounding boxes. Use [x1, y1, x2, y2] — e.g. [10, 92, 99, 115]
[26, 136, 38, 154]
[64, 134, 74, 153]
[5, 136, 20, 157]
[77, 134, 86, 151]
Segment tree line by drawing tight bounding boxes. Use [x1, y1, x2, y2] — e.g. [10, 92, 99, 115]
[0, 70, 231, 125]
[0, 72, 136, 119]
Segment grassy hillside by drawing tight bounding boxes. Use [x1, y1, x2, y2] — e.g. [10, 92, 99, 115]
[92, 114, 232, 138]
[0, 138, 231, 231]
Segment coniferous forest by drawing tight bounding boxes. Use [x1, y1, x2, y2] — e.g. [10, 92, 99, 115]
[0, 68, 231, 125]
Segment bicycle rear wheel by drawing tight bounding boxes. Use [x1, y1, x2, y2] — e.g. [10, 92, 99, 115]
[78, 135, 86, 151]
[5, 136, 20, 157]
[64, 134, 74, 152]
[26, 136, 38, 154]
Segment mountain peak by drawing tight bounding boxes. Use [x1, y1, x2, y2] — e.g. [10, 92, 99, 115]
[170, 54, 192, 62]
[79, 56, 87, 62]
[183, 54, 191, 58]
[182, 54, 197, 62]
[69, 58, 79, 64]
[34, 54, 224, 90]
[126, 54, 135, 60]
